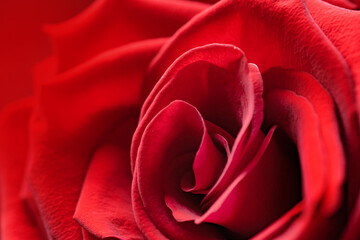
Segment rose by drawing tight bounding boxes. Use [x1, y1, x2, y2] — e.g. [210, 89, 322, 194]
[131, 0, 360, 239]
[0, 0, 360, 240]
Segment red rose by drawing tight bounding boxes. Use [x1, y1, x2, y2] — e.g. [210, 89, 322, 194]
[1, 0, 360, 239]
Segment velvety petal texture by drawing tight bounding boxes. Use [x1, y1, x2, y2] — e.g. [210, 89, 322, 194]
[306, 0, 360, 218]
[74, 118, 144, 239]
[1, 0, 359, 239]
[24, 40, 163, 239]
[260, 68, 346, 239]
[132, 44, 304, 238]
[144, 0, 359, 196]
[1, 0, 206, 239]
[133, 42, 348, 239]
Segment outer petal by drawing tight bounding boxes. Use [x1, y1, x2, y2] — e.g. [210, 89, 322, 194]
[46, 0, 209, 73]
[74, 117, 144, 239]
[0, 99, 42, 239]
[23, 38, 163, 239]
[0, 0, 92, 110]
[305, 0, 360, 210]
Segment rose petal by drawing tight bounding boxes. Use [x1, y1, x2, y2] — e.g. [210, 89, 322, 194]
[74, 117, 144, 239]
[145, 1, 358, 193]
[202, 63, 264, 205]
[181, 122, 227, 194]
[45, 0, 209, 72]
[81, 228, 100, 240]
[0, 99, 43, 239]
[164, 152, 203, 222]
[135, 100, 225, 239]
[263, 68, 346, 215]
[205, 121, 234, 157]
[306, 0, 360, 210]
[132, 173, 168, 240]
[24, 38, 163, 239]
[253, 202, 303, 239]
[263, 89, 343, 239]
[321, 0, 358, 9]
[0, 0, 93, 110]
[342, 193, 360, 240]
[132, 43, 261, 172]
[196, 126, 301, 238]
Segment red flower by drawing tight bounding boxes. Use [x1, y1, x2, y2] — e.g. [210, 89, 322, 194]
[0, 0, 359, 239]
